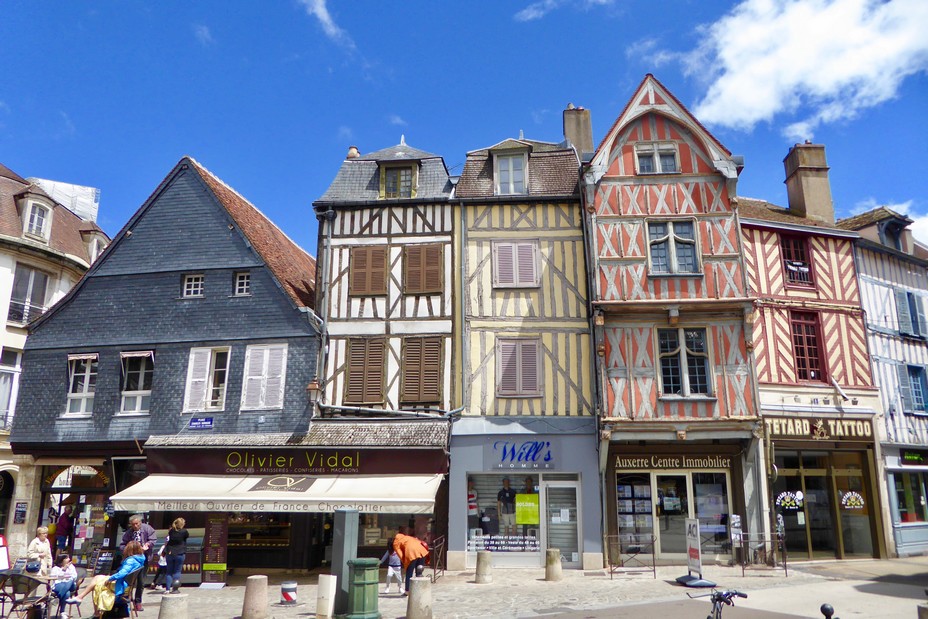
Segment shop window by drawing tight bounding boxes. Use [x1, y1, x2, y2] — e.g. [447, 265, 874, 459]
[349, 246, 388, 296]
[790, 311, 824, 382]
[403, 244, 442, 295]
[693, 472, 730, 555]
[894, 472, 928, 523]
[657, 327, 710, 396]
[615, 473, 654, 543]
[465, 474, 541, 553]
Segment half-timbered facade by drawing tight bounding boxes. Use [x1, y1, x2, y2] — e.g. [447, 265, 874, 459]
[582, 75, 761, 563]
[837, 207, 928, 556]
[448, 108, 601, 570]
[740, 143, 888, 559]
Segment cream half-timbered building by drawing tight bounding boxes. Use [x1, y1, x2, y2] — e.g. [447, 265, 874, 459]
[582, 75, 762, 563]
[447, 109, 602, 570]
[837, 207, 928, 556]
[739, 143, 888, 560]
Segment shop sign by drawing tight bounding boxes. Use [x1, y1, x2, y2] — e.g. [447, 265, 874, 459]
[901, 449, 928, 466]
[685, 518, 702, 577]
[764, 416, 873, 441]
[840, 491, 865, 510]
[775, 491, 803, 510]
[615, 455, 731, 470]
[487, 439, 555, 470]
[248, 476, 314, 493]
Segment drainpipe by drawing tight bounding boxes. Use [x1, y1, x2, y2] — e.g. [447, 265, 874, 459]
[314, 209, 337, 415]
[318, 402, 464, 419]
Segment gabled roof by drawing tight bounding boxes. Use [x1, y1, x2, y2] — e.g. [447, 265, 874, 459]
[456, 136, 579, 199]
[590, 74, 735, 178]
[836, 206, 912, 231]
[737, 197, 853, 235]
[315, 141, 452, 204]
[0, 163, 27, 184]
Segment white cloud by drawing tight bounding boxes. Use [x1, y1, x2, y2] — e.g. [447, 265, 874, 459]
[194, 25, 214, 46]
[684, 0, 928, 139]
[299, 0, 355, 50]
[387, 114, 407, 127]
[337, 126, 353, 141]
[515, 0, 613, 22]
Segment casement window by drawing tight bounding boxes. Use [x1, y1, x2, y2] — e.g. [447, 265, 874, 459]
[495, 154, 526, 195]
[404, 244, 442, 295]
[790, 311, 824, 382]
[183, 347, 230, 412]
[234, 272, 251, 296]
[66, 353, 98, 416]
[182, 274, 205, 298]
[647, 220, 698, 274]
[8, 264, 49, 324]
[25, 202, 51, 240]
[345, 338, 386, 404]
[635, 143, 678, 174]
[0, 349, 22, 429]
[241, 344, 288, 410]
[657, 328, 710, 396]
[898, 365, 928, 414]
[896, 290, 926, 337]
[400, 337, 442, 404]
[380, 165, 416, 199]
[120, 351, 154, 414]
[781, 235, 813, 286]
[496, 338, 541, 397]
[492, 240, 539, 288]
[349, 246, 388, 296]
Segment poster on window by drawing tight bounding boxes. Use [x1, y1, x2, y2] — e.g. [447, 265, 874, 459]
[13, 502, 26, 524]
[515, 493, 539, 525]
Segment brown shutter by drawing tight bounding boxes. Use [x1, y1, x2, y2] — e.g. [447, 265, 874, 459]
[345, 338, 385, 404]
[404, 244, 442, 295]
[350, 246, 388, 296]
[423, 245, 442, 293]
[494, 242, 515, 286]
[401, 337, 441, 403]
[498, 340, 519, 395]
[516, 242, 537, 286]
[519, 339, 540, 393]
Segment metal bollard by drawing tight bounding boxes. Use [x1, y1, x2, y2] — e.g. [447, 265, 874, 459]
[406, 576, 432, 619]
[820, 603, 838, 619]
[281, 581, 298, 604]
[545, 548, 563, 581]
[475, 550, 492, 584]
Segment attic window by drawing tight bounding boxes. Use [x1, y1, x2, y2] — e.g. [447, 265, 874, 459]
[495, 153, 527, 195]
[635, 143, 678, 175]
[380, 165, 417, 199]
[25, 202, 51, 241]
[882, 222, 903, 251]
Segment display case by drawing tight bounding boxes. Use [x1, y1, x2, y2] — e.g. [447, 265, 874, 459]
[227, 523, 291, 548]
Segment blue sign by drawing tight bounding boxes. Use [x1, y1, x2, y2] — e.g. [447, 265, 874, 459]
[189, 417, 214, 430]
[489, 439, 554, 469]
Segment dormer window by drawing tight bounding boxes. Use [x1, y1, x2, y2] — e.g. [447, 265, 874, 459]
[380, 165, 417, 199]
[24, 202, 51, 240]
[635, 142, 678, 175]
[495, 153, 527, 195]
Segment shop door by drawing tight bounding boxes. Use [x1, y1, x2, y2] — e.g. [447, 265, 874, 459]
[833, 453, 874, 558]
[656, 475, 689, 556]
[803, 474, 837, 559]
[542, 483, 580, 567]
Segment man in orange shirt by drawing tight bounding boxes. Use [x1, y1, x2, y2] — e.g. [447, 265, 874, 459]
[392, 527, 429, 595]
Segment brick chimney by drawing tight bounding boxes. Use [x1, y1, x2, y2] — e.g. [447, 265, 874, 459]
[563, 104, 593, 160]
[784, 142, 834, 224]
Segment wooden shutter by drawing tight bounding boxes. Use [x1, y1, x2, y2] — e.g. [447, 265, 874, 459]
[350, 246, 388, 296]
[497, 340, 519, 395]
[401, 337, 441, 403]
[345, 339, 385, 404]
[264, 345, 287, 409]
[896, 290, 914, 334]
[515, 242, 537, 286]
[241, 347, 266, 409]
[493, 242, 516, 286]
[518, 339, 540, 393]
[184, 348, 211, 411]
[404, 244, 442, 294]
[897, 364, 914, 412]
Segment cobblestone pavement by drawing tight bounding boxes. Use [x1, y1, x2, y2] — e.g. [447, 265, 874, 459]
[91, 556, 927, 619]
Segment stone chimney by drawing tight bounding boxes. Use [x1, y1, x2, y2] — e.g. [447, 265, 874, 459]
[563, 104, 593, 160]
[784, 142, 834, 224]
[346, 145, 360, 159]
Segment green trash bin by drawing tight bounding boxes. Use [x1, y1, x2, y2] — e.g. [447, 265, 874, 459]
[346, 557, 382, 619]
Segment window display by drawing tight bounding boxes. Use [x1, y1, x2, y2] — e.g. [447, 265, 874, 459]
[466, 474, 540, 552]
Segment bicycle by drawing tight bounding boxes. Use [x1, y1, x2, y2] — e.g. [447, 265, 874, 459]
[686, 588, 747, 619]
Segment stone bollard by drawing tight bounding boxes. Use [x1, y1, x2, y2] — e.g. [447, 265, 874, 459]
[918, 603, 928, 619]
[242, 574, 269, 619]
[475, 550, 492, 584]
[157, 592, 188, 619]
[545, 548, 563, 581]
[406, 576, 432, 619]
[317, 574, 338, 619]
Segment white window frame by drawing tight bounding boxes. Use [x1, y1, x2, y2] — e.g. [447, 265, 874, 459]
[0, 349, 22, 429]
[234, 272, 251, 296]
[183, 274, 205, 298]
[647, 220, 700, 275]
[494, 152, 528, 195]
[635, 142, 679, 175]
[24, 201, 52, 240]
[492, 240, 539, 288]
[657, 327, 712, 397]
[8, 263, 49, 325]
[241, 344, 288, 410]
[119, 351, 154, 415]
[183, 347, 231, 412]
[65, 353, 98, 417]
[496, 338, 541, 397]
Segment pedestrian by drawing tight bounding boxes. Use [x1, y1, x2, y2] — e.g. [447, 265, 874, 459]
[67, 541, 146, 617]
[392, 527, 429, 595]
[119, 514, 157, 612]
[56, 506, 74, 555]
[163, 517, 188, 593]
[379, 537, 403, 594]
[26, 526, 53, 576]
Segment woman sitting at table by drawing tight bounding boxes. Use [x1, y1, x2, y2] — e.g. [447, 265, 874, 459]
[66, 541, 145, 616]
[50, 553, 78, 609]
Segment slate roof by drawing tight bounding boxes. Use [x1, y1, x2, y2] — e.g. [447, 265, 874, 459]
[188, 158, 316, 308]
[456, 138, 579, 199]
[836, 206, 912, 231]
[314, 142, 452, 204]
[736, 197, 848, 232]
[144, 418, 450, 449]
[0, 163, 106, 266]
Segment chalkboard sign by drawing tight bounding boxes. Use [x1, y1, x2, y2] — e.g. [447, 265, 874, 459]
[13, 502, 27, 525]
[90, 550, 113, 576]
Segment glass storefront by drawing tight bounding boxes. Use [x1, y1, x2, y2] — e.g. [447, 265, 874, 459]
[893, 471, 928, 523]
[40, 465, 115, 568]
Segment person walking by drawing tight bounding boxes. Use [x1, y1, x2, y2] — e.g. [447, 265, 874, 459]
[163, 517, 189, 593]
[56, 506, 74, 556]
[120, 515, 157, 612]
[26, 526, 53, 575]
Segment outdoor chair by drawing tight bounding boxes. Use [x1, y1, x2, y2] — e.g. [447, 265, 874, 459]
[5, 572, 52, 619]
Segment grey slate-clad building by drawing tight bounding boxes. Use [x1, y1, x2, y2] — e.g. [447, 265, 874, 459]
[7, 157, 321, 571]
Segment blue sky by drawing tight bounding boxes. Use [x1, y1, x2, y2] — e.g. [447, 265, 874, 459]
[2, 0, 927, 252]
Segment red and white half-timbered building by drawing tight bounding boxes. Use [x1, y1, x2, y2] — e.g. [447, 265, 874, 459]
[582, 75, 762, 562]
